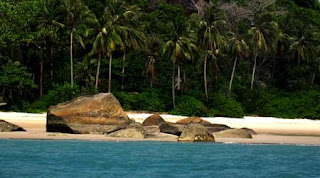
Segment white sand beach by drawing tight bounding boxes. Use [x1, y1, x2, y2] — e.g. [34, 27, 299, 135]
[1, 111, 320, 145]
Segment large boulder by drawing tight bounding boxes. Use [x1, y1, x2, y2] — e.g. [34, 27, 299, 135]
[142, 114, 166, 126]
[47, 93, 132, 134]
[214, 129, 253, 139]
[108, 122, 147, 139]
[178, 123, 215, 142]
[159, 123, 184, 136]
[0, 120, 25, 132]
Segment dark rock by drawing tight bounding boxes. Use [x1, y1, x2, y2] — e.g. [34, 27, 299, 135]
[206, 124, 231, 134]
[241, 128, 257, 135]
[176, 117, 230, 133]
[214, 129, 253, 139]
[142, 114, 166, 126]
[144, 126, 161, 134]
[159, 123, 184, 136]
[178, 123, 215, 142]
[47, 93, 132, 134]
[0, 120, 25, 132]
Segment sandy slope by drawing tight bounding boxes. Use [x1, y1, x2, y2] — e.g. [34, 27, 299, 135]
[0, 111, 320, 145]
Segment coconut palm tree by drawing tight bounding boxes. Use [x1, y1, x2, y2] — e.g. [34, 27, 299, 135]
[88, 0, 142, 92]
[248, 12, 279, 90]
[87, 25, 106, 89]
[198, 3, 226, 101]
[228, 35, 249, 93]
[163, 23, 195, 108]
[55, 0, 95, 88]
[120, 27, 146, 90]
[99, 0, 136, 93]
[288, 36, 316, 65]
[144, 56, 157, 87]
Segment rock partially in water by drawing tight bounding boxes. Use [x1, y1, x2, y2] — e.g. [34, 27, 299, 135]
[47, 93, 132, 134]
[142, 114, 166, 126]
[179, 123, 215, 142]
[0, 120, 25, 132]
[214, 129, 253, 139]
[108, 123, 147, 139]
[159, 123, 184, 136]
[147, 133, 179, 141]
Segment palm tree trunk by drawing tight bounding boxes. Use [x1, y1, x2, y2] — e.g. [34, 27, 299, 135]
[177, 64, 181, 90]
[95, 51, 101, 88]
[229, 57, 237, 93]
[311, 68, 317, 85]
[121, 51, 126, 90]
[9, 88, 12, 99]
[204, 52, 208, 101]
[271, 57, 276, 81]
[108, 54, 113, 93]
[70, 32, 74, 88]
[40, 59, 43, 97]
[172, 61, 176, 109]
[251, 54, 258, 90]
[50, 46, 54, 80]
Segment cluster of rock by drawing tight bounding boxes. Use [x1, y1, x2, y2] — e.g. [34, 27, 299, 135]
[45, 93, 256, 141]
[0, 93, 256, 142]
[142, 115, 255, 141]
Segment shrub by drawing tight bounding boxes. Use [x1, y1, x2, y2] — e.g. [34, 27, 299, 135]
[137, 89, 165, 112]
[31, 83, 80, 111]
[113, 91, 138, 110]
[209, 94, 244, 118]
[261, 90, 320, 119]
[170, 95, 208, 117]
[115, 89, 165, 112]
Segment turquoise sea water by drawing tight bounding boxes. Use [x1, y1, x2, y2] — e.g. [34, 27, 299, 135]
[0, 140, 319, 178]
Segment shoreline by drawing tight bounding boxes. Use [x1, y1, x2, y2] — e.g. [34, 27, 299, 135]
[1, 132, 320, 146]
[1, 111, 320, 145]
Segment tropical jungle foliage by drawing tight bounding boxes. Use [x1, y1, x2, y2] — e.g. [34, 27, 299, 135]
[1, 0, 320, 119]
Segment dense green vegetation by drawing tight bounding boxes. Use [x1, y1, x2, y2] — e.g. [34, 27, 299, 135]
[0, 0, 320, 119]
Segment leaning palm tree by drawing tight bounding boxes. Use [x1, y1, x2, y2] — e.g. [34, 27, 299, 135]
[163, 29, 195, 109]
[118, 5, 146, 90]
[55, 0, 95, 88]
[228, 35, 249, 93]
[198, 2, 226, 101]
[87, 25, 106, 89]
[248, 12, 279, 90]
